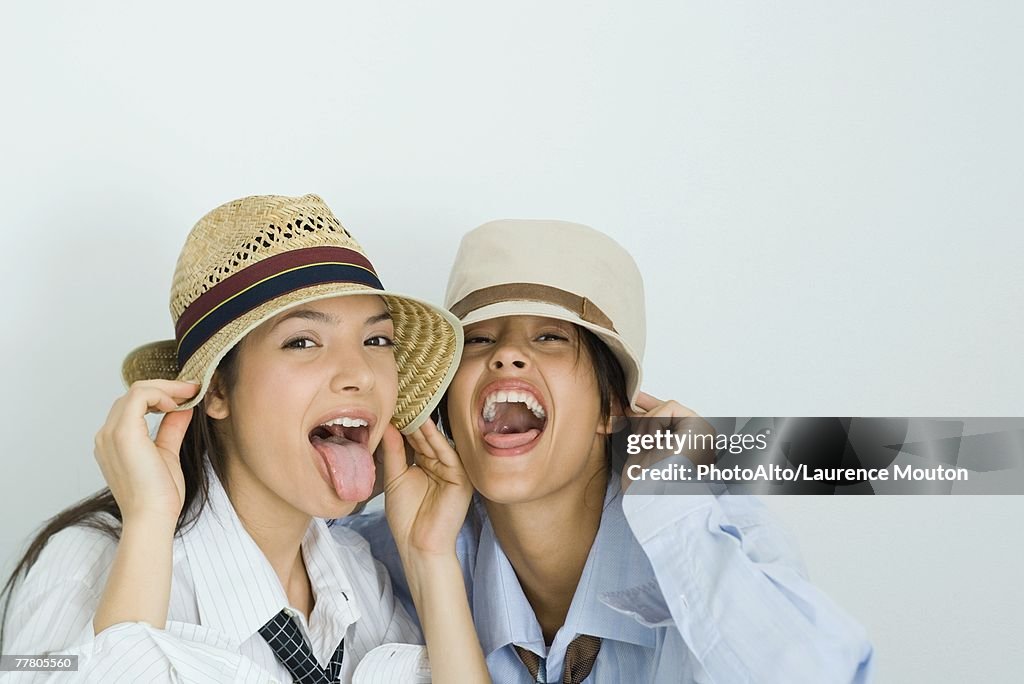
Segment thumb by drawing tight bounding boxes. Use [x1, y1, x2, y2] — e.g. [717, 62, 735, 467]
[154, 408, 194, 456]
[633, 391, 661, 413]
[379, 424, 409, 488]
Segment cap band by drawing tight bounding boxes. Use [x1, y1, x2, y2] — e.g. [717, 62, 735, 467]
[449, 283, 616, 331]
[175, 246, 382, 367]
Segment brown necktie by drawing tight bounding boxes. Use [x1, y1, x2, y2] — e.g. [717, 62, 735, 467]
[514, 634, 602, 683]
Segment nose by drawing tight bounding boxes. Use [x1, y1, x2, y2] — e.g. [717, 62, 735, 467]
[329, 346, 375, 393]
[489, 340, 528, 371]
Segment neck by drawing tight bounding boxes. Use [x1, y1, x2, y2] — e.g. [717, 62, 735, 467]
[485, 462, 609, 644]
[223, 459, 314, 619]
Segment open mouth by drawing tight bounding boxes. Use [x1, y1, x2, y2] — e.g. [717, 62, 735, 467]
[480, 388, 548, 452]
[308, 416, 375, 500]
[309, 417, 371, 448]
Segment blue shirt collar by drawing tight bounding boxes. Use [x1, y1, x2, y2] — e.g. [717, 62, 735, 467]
[472, 477, 659, 663]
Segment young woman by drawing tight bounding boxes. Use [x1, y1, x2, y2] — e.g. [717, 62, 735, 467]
[345, 219, 875, 683]
[0, 194, 489, 683]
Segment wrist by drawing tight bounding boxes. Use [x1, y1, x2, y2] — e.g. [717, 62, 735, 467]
[403, 552, 462, 598]
[121, 511, 178, 538]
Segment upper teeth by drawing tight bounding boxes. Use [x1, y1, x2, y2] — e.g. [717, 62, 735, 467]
[321, 417, 368, 428]
[482, 390, 546, 422]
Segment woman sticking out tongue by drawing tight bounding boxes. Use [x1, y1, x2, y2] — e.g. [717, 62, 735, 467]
[1, 195, 489, 684]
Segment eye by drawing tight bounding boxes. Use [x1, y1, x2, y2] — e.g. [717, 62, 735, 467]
[283, 336, 319, 350]
[536, 332, 568, 342]
[365, 335, 395, 347]
[465, 334, 494, 345]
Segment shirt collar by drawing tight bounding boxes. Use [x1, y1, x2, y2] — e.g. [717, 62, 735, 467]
[472, 477, 658, 662]
[302, 519, 362, 663]
[180, 465, 359, 664]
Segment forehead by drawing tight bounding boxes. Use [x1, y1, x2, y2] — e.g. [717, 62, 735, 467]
[280, 294, 388, 319]
[253, 294, 391, 335]
[465, 314, 576, 332]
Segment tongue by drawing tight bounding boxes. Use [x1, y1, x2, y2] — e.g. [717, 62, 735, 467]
[482, 402, 545, 450]
[311, 436, 375, 501]
[483, 428, 541, 449]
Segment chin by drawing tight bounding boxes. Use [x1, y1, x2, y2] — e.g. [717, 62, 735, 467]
[301, 485, 366, 519]
[474, 472, 547, 505]
[315, 498, 362, 519]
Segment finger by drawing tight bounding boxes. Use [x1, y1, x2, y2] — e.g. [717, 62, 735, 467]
[148, 381, 201, 414]
[122, 383, 199, 418]
[406, 429, 431, 458]
[633, 391, 662, 412]
[418, 420, 463, 468]
[412, 450, 462, 487]
[412, 450, 440, 477]
[379, 424, 410, 488]
[154, 408, 194, 456]
[645, 400, 696, 419]
[406, 423, 452, 465]
[131, 379, 201, 401]
[102, 388, 180, 456]
[136, 379, 202, 393]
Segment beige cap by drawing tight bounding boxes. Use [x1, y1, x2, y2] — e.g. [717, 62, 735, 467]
[444, 219, 645, 409]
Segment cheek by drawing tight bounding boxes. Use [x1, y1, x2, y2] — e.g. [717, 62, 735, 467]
[375, 357, 400, 404]
[447, 365, 480, 420]
[550, 366, 604, 434]
[569, 358, 603, 410]
[241, 368, 306, 413]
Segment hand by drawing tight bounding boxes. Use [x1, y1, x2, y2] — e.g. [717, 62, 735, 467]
[93, 380, 198, 526]
[621, 392, 716, 492]
[379, 424, 489, 683]
[380, 421, 473, 560]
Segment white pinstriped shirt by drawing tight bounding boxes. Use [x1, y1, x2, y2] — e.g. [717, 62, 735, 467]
[1, 470, 429, 683]
[342, 474, 875, 683]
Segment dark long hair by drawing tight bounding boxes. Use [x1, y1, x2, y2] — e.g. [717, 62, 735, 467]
[0, 348, 239, 649]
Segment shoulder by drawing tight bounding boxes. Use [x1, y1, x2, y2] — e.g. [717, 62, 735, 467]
[6, 516, 121, 626]
[23, 516, 121, 592]
[335, 508, 479, 566]
[335, 509, 393, 546]
[328, 521, 376, 561]
[332, 511, 403, 568]
[323, 520, 392, 594]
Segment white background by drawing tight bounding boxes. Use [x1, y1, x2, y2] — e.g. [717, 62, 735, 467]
[2, 2, 1022, 681]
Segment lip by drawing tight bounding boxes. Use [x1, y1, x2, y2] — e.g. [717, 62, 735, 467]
[475, 379, 548, 458]
[309, 407, 378, 438]
[308, 406, 378, 498]
[308, 407, 379, 465]
[477, 379, 547, 414]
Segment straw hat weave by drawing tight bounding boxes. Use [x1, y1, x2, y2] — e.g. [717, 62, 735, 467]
[123, 194, 461, 433]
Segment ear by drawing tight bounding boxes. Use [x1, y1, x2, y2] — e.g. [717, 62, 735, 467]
[204, 372, 231, 420]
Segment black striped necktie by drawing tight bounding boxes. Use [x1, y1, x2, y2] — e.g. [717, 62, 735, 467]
[258, 609, 345, 684]
[514, 634, 603, 683]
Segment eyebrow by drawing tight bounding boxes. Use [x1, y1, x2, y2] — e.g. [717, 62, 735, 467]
[271, 308, 392, 331]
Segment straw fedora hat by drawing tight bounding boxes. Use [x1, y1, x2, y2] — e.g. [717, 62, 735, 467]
[122, 193, 462, 434]
[444, 219, 645, 410]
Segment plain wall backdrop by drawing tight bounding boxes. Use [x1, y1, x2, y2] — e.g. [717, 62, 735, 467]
[1, 2, 1022, 682]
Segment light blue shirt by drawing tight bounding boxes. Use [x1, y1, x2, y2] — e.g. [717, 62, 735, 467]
[339, 477, 873, 683]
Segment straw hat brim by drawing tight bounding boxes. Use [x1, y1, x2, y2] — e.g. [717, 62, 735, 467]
[457, 300, 643, 411]
[122, 282, 462, 434]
